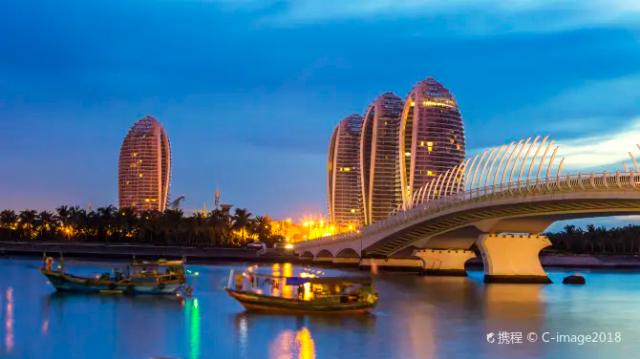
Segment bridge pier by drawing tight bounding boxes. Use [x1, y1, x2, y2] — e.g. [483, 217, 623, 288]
[477, 234, 552, 283]
[413, 249, 476, 276]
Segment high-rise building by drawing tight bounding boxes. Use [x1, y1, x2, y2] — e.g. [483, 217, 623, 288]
[327, 114, 364, 229]
[399, 77, 465, 208]
[360, 92, 404, 225]
[118, 115, 171, 212]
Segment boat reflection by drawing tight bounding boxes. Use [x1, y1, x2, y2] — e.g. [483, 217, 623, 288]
[234, 312, 375, 359]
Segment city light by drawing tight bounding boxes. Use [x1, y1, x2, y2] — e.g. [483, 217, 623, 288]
[269, 214, 357, 243]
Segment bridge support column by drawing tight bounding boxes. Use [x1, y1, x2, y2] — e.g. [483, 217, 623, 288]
[413, 249, 476, 276]
[477, 234, 552, 283]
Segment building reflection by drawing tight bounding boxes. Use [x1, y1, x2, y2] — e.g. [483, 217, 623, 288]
[483, 283, 545, 357]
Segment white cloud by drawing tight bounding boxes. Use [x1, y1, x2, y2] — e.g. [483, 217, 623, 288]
[557, 119, 640, 170]
[470, 119, 640, 173]
[209, 0, 640, 33]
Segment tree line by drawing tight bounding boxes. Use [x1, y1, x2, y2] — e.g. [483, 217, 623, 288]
[0, 205, 284, 248]
[546, 224, 640, 254]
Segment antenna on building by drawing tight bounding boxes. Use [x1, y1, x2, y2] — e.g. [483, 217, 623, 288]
[214, 188, 221, 210]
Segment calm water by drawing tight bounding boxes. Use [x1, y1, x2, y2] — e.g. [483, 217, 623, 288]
[0, 258, 639, 358]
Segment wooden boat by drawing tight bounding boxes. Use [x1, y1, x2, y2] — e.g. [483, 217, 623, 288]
[41, 256, 189, 295]
[225, 270, 378, 314]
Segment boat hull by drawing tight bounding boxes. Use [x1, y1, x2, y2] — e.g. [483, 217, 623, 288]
[226, 289, 376, 314]
[42, 270, 183, 295]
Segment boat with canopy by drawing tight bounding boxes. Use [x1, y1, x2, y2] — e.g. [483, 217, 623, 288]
[225, 268, 378, 314]
[40, 256, 191, 295]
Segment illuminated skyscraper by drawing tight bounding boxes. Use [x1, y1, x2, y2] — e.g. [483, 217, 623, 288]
[360, 92, 404, 224]
[399, 77, 465, 208]
[327, 114, 364, 229]
[118, 115, 171, 212]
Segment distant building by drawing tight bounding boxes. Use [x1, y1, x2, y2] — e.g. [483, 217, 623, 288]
[399, 77, 465, 208]
[327, 114, 364, 229]
[360, 92, 404, 224]
[118, 116, 171, 212]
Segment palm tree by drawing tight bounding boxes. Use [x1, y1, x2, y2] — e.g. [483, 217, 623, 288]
[117, 207, 138, 241]
[232, 208, 252, 244]
[37, 211, 56, 240]
[18, 210, 38, 240]
[96, 206, 117, 241]
[0, 210, 18, 240]
[209, 208, 232, 246]
[160, 209, 183, 245]
[0, 210, 17, 229]
[56, 205, 73, 240]
[253, 216, 271, 241]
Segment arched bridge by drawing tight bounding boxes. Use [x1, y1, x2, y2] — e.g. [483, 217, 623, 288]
[295, 136, 640, 282]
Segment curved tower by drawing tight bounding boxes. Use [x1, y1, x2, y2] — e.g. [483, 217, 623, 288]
[118, 115, 171, 212]
[399, 77, 465, 208]
[327, 114, 364, 229]
[360, 92, 404, 224]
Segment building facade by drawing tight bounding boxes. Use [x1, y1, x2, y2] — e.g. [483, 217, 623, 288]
[118, 116, 171, 212]
[327, 114, 365, 229]
[360, 92, 404, 225]
[399, 77, 465, 208]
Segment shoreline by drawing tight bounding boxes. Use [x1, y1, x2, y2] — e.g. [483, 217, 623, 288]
[2, 241, 640, 270]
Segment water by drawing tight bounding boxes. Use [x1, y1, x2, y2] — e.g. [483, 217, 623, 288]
[0, 258, 639, 358]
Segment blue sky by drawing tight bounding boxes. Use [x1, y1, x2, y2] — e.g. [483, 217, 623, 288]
[1, 0, 640, 222]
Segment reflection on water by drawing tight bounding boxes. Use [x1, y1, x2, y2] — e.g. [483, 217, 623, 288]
[269, 326, 316, 359]
[4, 287, 14, 353]
[0, 259, 639, 358]
[184, 298, 201, 359]
[236, 313, 320, 359]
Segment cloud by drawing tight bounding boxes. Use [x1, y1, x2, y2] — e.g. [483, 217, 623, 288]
[557, 119, 640, 170]
[469, 117, 640, 175]
[210, 0, 640, 33]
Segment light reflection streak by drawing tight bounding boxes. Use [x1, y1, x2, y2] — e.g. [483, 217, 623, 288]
[5, 288, 14, 353]
[184, 298, 200, 359]
[270, 327, 316, 359]
[238, 313, 248, 358]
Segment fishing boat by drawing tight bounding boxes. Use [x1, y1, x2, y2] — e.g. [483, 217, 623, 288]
[41, 256, 190, 295]
[225, 269, 378, 314]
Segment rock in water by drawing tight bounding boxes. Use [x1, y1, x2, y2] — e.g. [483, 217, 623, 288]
[562, 275, 586, 285]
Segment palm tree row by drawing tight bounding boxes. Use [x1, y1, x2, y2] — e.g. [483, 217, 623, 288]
[547, 224, 640, 254]
[0, 205, 284, 248]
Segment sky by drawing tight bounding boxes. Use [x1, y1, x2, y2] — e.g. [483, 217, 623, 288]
[1, 0, 640, 224]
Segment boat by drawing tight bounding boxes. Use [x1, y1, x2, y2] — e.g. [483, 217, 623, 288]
[40, 256, 190, 295]
[225, 269, 378, 314]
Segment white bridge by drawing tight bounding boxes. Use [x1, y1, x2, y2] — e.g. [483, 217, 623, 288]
[295, 136, 640, 282]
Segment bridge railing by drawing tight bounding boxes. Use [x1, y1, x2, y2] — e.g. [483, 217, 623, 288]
[299, 172, 640, 247]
